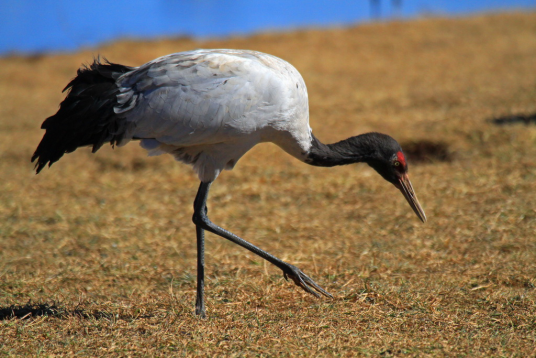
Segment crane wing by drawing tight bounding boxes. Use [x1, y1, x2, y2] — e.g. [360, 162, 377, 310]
[114, 50, 279, 147]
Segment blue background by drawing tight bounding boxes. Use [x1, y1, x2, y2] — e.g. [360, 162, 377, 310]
[1, 0, 535, 55]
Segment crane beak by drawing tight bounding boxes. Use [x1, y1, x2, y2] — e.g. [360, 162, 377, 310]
[395, 173, 427, 223]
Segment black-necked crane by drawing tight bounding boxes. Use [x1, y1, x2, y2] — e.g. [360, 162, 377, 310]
[32, 49, 426, 317]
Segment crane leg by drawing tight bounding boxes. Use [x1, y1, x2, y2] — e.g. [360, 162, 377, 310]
[193, 185, 208, 318]
[192, 181, 332, 310]
[195, 225, 206, 318]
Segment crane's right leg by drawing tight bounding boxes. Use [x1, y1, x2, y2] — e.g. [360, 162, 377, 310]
[192, 181, 332, 307]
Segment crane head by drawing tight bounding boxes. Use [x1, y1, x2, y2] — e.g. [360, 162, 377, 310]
[365, 136, 427, 223]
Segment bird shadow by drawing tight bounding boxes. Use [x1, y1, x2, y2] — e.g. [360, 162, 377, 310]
[400, 140, 453, 164]
[0, 301, 153, 321]
[489, 112, 536, 125]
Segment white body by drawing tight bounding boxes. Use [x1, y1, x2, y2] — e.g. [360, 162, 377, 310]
[113, 49, 313, 182]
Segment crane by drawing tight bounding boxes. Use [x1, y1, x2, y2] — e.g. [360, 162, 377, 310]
[32, 49, 426, 317]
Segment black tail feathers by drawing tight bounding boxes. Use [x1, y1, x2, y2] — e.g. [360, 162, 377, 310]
[31, 58, 134, 174]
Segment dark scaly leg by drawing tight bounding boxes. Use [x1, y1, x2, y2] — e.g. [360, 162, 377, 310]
[193, 184, 208, 318]
[191, 181, 332, 316]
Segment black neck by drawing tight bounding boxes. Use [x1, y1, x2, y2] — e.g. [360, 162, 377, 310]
[305, 133, 377, 167]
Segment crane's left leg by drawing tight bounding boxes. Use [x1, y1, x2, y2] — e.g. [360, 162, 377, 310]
[193, 187, 208, 318]
[195, 225, 206, 318]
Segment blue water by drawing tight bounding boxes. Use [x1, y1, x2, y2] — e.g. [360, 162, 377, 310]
[1, 0, 534, 55]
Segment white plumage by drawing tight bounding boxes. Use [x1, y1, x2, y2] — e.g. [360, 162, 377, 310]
[114, 49, 312, 182]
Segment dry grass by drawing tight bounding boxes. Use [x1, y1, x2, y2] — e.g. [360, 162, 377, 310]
[1, 12, 536, 356]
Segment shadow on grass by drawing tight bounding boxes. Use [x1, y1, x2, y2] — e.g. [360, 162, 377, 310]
[489, 112, 536, 125]
[400, 140, 453, 164]
[0, 302, 153, 320]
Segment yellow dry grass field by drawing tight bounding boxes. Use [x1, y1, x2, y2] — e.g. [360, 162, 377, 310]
[1, 12, 536, 357]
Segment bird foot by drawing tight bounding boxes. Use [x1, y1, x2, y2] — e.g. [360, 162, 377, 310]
[195, 292, 206, 318]
[195, 303, 206, 319]
[282, 264, 333, 298]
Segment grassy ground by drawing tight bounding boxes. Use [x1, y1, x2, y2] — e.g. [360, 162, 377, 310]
[1, 12, 536, 357]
